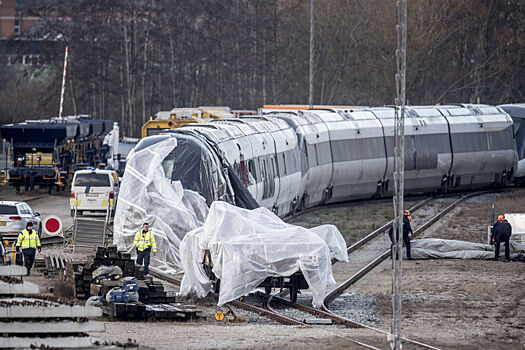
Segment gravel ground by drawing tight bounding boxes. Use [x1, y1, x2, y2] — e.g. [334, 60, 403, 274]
[8, 188, 525, 349]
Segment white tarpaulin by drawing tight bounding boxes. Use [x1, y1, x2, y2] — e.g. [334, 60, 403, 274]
[113, 136, 209, 273]
[180, 201, 349, 308]
[410, 238, 525, 260]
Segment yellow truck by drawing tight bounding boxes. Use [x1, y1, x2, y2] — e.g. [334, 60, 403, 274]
[141, 107, 239, 138]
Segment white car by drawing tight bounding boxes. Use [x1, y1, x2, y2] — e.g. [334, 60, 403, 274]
[70, 169, 119, 216]
[0, 201, 41, 238]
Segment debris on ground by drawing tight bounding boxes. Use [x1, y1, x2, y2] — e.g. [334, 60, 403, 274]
[410, 238, 525, 260]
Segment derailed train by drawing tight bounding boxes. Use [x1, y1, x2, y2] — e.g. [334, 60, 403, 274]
[134, 104, 525, 217]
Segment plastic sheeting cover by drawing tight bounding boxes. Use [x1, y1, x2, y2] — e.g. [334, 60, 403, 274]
[410, 238, 525, 260]
[180, 201, 349, 308]
[113, 136, 209, 273]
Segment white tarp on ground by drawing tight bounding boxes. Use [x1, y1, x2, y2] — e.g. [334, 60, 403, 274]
[113, 137, 208, 273]
[410, 238, 525, 260]
[180, 201, 349, 308]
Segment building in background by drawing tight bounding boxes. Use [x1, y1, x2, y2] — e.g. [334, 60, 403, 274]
[0, 0, 66, 65]
[0, 0, 43, 38]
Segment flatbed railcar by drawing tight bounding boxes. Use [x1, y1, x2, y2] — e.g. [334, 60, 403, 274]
[0, 115, 114, 192]
[202, 250, 308, 302]
[132, 104, 522, 218]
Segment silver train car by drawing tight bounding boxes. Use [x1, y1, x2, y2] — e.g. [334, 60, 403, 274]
[134, 104, 518, 217]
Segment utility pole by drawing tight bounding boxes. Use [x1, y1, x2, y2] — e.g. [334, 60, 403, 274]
[391, 0, 407, 349]
[308, 0, 314, 108]
[59, 46, 69, 118]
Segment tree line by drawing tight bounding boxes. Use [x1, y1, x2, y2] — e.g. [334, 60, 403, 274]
[1, 0, 524, 137]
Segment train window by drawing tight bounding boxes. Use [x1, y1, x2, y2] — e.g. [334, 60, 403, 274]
[284, 150, 298, 173]
[316, 142, 331, 165]
[233, 162, 241, 178]
[300, 142, 308, 175]
[269, 155, 276, 196]
[240, 160, 248, 186]
[281, 153, 287, 175]
[162, 160, 174, 179]
[248, 159, 257, 182]
[307, 143, 318, 167]
[147, 128, 166, 137]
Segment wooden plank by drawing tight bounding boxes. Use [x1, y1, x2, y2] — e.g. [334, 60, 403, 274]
[0, 320, 106, 333]
[2, 336, 106, 348]
[45, 256, 52, 272]
[0, 265, 27, 276]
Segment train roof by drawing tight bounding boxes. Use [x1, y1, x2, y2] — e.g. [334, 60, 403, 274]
[499, 104, 525, 120]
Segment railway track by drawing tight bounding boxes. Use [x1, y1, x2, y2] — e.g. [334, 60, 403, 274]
[150, 269, 384, 349]
[267, 293, 441, 350]
[149, 190, 501, 349]
[325, 191, 493, 305]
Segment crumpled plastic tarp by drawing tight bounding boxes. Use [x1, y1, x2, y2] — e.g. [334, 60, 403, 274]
[113, 136, 209, 273]
[179, 201, 349, 308]
[410, 238, 525, 260]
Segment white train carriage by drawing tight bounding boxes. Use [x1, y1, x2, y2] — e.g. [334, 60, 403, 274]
[138, 103, 519, 219]
[319, 109, 388, 203]
[370, 106, 455, 194]
[440, 104, 516, 188]
[237, 117, 301, 215]
[499, 104, 525, 180]
[270, 111, 333, 209]
[211, 120, 260, 199]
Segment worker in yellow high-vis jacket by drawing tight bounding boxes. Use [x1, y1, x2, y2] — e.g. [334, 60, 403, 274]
[133, 222, 156, 275]
[16, 222, 41, 276]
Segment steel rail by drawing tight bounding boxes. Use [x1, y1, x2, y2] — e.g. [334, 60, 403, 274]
[39, 236, 66, 246]
[344, 196, 433, 258]
[149, 268, 306, 326]
[270, 295, 441, 350]
[319, 306, 442, 350]
[266, 293, 381, 350]
[325, 192, 487, 305]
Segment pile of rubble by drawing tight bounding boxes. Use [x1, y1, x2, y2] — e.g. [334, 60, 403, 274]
[64, 246, 201, 321]
[66, 246, 141, 299]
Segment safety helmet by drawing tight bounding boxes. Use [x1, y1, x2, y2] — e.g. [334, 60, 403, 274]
[497, 215, 504, 222]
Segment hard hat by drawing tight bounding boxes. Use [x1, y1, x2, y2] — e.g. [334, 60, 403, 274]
[497, 215, 504, 222]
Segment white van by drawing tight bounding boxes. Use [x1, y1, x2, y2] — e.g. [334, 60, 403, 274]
[70, 169, 119, 216]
